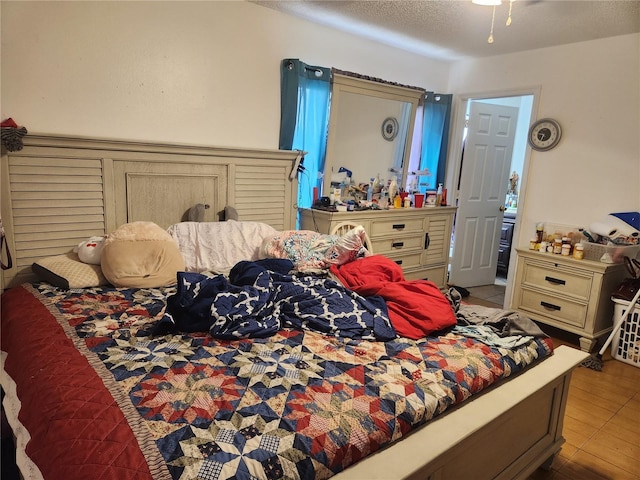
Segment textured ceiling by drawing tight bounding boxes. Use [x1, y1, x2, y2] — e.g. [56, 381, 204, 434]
[253, 0, 640, 61]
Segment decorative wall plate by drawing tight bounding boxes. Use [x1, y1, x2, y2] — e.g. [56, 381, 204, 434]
[381, 117, 399, 141]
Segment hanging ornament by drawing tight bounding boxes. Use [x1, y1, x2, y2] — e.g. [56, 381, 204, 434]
[506, 0, 514, 26]
[488, 5, 496, 43]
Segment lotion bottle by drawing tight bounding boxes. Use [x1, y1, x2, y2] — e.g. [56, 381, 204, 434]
[367, 178, 374, 202]
[372, 174, 381, 194]
[388, 176, 398, 202]
[380, 186, 389, 209]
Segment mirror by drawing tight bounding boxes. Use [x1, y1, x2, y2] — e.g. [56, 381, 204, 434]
[323, 73, 424, 195]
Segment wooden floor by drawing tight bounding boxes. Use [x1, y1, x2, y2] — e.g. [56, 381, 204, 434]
[466, 294, 640, 480]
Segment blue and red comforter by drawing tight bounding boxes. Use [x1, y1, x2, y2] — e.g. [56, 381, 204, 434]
[1, 274, 553, 480]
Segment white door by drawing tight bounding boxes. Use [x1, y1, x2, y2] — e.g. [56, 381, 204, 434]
[449, 102, 518, 287]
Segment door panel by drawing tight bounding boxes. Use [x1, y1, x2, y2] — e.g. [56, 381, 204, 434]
[450, 102, 518, 287]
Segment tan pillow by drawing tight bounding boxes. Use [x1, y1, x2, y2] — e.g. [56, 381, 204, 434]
[32, 252, 108, 289]
[101, 221, 185, 288]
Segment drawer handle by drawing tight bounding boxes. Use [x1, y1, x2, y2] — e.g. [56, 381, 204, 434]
[395, 260, 403, 265]
[392, 224, 405, 230]
[424, 233, 431, 249]
[540, 301, 561, 311]
[392, 242, 404, 248]
[545, 276, 566, 286]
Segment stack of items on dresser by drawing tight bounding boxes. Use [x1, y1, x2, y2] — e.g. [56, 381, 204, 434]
[528, 223, 584, 259]
[580, 211, 640, 263]
[528, 212, 640, 264]
[325, 170, 448, 211]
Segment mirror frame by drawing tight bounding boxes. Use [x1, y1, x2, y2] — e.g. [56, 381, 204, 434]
[323, 73, 424, 195]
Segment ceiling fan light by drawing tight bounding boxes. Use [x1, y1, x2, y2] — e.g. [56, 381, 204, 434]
[472, 0, 502, 5]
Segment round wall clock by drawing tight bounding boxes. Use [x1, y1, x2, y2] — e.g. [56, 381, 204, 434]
[528, 118, 562, 151]
[381, 117, 399, 141]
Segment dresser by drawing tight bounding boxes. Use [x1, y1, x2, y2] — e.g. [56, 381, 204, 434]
[511, 248, 627, 351]
[299, 207, 456, 288]
[497, 213, 516, 274]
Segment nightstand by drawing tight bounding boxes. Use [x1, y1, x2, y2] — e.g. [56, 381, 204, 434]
[511, 248, 627, 351]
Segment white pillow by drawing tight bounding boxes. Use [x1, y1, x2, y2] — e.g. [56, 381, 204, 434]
[167, 220, 278, 274]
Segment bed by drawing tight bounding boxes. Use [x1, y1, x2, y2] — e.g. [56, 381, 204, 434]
[1, 135, 589, 480]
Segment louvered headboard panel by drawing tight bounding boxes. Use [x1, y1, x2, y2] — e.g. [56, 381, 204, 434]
[1, 135, 299, 289]
[232, 165, 293, 231]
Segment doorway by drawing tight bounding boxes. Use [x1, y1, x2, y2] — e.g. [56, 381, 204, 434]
[447, 90, 537, 306]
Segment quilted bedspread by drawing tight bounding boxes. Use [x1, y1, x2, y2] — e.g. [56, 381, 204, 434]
[1, 282, 553, 480]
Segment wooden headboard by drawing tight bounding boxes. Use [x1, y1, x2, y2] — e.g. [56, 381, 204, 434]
[1, 134, 300, 288]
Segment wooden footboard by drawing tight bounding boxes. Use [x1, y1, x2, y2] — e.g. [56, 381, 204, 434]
[334, 345, 588, 480]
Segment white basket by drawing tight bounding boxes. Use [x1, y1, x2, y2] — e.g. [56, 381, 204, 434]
[581, 240, 640, 263]
[611, 298, 640, 368]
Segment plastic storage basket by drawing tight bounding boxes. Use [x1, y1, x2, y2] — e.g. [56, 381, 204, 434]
[610, 297, 640, 368]
[581, 241, 640, 263]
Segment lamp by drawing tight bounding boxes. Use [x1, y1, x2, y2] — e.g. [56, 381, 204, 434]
[472, 0, 515, 44]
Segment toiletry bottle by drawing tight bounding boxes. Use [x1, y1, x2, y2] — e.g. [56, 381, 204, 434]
[436, 183, 443, 207]
[367, 178, 374, 202]
[340, 175, 349, 200]
[380, 186, 389, 209]
[573, 243, 584, 260]
[389, 176, 398, 202]
[372, 174, 381, 194]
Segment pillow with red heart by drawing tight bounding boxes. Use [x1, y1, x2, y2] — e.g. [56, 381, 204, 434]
[75, 236, 106, 265]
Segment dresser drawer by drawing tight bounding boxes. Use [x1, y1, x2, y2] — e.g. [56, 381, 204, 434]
[404, 265, 447, 285]
[385, 251, 423, 270]
[519, 288, 587, 328]
[522, 262, 592, 299]
[372, 234, 424, 254]
[370, 216, 424, 236]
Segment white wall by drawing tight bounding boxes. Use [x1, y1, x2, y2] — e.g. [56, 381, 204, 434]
[448, 34, 640, 250]
[0, 1, 450, 149]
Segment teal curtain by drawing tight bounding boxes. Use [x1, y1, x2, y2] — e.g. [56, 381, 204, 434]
[419, 93, 453, 191]
[280, 59, 331, 209]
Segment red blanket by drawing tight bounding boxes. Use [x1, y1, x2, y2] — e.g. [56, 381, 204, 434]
[330, 255, 457, 339]
[1, 286, 155, 480]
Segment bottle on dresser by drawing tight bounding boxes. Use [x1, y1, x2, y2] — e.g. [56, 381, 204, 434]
[388, 176, 398, 202]
[379, 185, 389, 209]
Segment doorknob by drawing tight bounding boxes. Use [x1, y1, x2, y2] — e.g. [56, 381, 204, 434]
[499, 205, 507, 212]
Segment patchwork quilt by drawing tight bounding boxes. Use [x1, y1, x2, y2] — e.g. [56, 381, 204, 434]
[1, 282, 553, 480]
